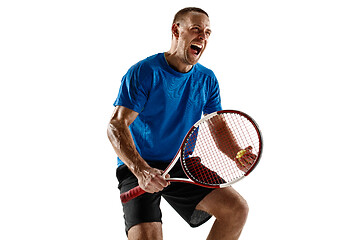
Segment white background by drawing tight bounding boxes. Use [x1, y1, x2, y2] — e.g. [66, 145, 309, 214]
[1, 0, 359, 239]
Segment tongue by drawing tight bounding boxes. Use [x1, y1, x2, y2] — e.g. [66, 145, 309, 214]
[190, 45, 200, 55]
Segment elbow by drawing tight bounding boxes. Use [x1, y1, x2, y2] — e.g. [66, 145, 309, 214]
[107, 119, 127, 146]
[107, 120, 117, 142]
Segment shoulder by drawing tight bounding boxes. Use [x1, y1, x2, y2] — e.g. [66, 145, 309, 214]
[194, 63, 217, 79]
[122, 54, 163, 92]
[129, 53, 163, 74]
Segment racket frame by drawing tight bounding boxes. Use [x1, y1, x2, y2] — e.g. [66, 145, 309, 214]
[163, 110, 262, 188]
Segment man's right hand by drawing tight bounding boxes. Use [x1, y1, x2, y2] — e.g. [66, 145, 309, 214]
[136, 167, 170, 193]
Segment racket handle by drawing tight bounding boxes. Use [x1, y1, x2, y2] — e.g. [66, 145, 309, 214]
[120, 186, 146, 203]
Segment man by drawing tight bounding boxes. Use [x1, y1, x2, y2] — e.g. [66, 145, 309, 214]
[107, 7, 249, 240]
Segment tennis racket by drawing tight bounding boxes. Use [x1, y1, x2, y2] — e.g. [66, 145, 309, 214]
[120, 109, 263, 203]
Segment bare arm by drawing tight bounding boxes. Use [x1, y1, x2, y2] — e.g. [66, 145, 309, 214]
[207, 114, 256, 171]
[207, 114, 240, 159]
[107, 106, 169, 193]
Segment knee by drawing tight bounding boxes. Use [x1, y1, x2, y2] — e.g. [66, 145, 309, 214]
[199, 188, 249, 224]
[231, 196, 249, 222]
[128, 222, 162, 240]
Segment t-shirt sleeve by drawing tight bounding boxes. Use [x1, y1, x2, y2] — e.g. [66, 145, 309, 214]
[203, 76, 222, 114]
[113, 63, 150, 113]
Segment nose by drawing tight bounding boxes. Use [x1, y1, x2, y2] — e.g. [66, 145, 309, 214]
[199, 31, 207, 40]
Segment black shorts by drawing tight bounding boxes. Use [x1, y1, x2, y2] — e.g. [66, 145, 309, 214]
[116, 160, 215, 234]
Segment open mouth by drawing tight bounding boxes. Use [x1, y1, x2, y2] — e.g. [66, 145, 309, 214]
[190, 43, 202, 55]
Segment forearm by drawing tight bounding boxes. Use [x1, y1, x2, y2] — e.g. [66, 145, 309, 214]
[208, 116, 240, 159]
[107, 120, 150, 177]
[107, 106, 168, 193]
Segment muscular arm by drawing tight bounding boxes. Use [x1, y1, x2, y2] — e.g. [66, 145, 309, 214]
[207, 114, 240, 159]
[207, 114, 256, 171]
[107, 106, 169, 193]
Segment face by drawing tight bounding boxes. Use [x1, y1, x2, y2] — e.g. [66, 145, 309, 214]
[174, 12, 212, 66]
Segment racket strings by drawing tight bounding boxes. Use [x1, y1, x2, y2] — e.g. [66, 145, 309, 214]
[182, 112, 260, 186]
[185, 157, 226, 184]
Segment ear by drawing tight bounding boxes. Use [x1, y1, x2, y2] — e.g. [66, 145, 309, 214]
[171, 23, 180, 39]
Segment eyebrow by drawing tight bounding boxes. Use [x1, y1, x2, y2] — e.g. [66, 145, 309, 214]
[192, 24, 212, 33]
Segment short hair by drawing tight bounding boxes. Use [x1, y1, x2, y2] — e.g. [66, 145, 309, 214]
[172, 7, 209, 24]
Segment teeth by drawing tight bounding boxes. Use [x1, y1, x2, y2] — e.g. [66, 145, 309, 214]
[192, 43, 202, 49]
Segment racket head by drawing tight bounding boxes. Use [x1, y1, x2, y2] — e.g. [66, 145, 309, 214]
[180, 110, 263, 188]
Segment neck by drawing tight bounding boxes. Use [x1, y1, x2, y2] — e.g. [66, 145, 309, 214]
[164, 51, 193, 73]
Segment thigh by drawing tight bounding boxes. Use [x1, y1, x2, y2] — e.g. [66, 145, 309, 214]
[161, 161, 216, 227]
[116, 165, 163, 234]
[196, 187, 248, 218]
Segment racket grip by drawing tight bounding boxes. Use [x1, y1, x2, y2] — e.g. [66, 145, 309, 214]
[120, 186, 146, 203]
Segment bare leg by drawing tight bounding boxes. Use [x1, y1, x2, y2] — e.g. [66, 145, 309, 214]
[128, 222, 163, 240]
[196, 187, 249, 240]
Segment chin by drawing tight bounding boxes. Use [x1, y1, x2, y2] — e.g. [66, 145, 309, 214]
[186, 55, 202, 66]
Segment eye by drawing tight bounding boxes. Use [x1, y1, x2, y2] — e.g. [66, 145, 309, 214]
[192, 27, 200, 32]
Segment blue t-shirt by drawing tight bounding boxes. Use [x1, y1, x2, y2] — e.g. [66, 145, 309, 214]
[114, 53, 222, 166]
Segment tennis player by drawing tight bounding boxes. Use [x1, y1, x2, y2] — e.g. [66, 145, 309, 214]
[107, 7, 249, 240]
